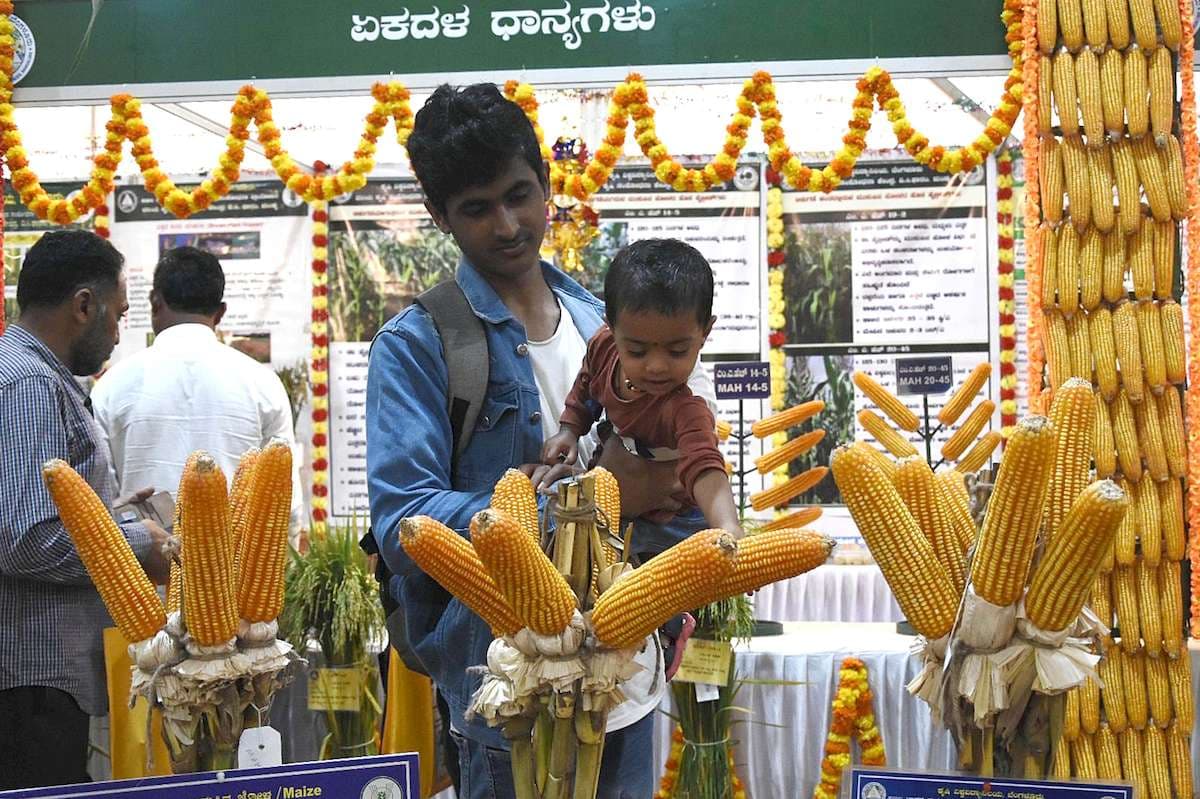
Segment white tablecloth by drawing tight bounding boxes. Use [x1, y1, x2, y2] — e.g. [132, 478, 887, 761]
[751, 564, 903, 623]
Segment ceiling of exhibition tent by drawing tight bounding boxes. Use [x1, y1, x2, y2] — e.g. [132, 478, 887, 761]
[8, 76, 1015, 186]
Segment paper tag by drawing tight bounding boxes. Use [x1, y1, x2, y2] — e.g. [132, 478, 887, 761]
[237, 725, 282, 768]
[308, 667, 362, 712]
[674, 638, 733, 686]
[694, 682, 721, 703]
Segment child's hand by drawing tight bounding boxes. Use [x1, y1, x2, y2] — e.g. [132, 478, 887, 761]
[541, 429, 580, 468]
[531, 462, 579, 495]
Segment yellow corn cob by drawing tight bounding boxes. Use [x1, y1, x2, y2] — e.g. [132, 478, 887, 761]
[1132, 136, 1171, 222]
[1101, 646, 1129, 733]
[1039, 0, 1059, 53]
[1080, 228, 1105, 309]
[1057, 224, 1081, 316]
[178, 454, 236, 647]
[1114, 478, 1137, 565]
[1040, 55, 1057, 135]
[1133, 383, 1169, 481]
[1076, 47, 1105, 144]
[1143, 726, 1171, 799]
[1095, 724, 1122, 780]
[1166, 723, 1193, 797]
[1027, 481, 1128, 631]
[1082, 0, 1108, 45]
[1159, 479, 1185, 561]
[935, 469, 977, 554]
[1123, 649, 1150, 728]
[1124, 45, 1150, 138]
[470, 508, 576, 635]
[1110, 391, 1143, 482]
[971, 416, 1058, 607]
[1080, 675, 1102, 734]
[1153, 0, 1182, 48]
[586, 466, 621, 541]
[1094, 391, 1118, 478]
[1137, 560, 1164, 656]
[955, 431, 1001, 474]
[166, 559, 183, 616]
[1159, 300, 1184, 383]
[1062, 135, 1092, 230]
[234, 440, 293, 623]
[832, 443, 959, 638]
[860, 442, 897, 482]
[715, 419, 731, 441]
[1151, 222, 1176, 301]
[1065, 687, 1083, 741]
[1114, 565, 1142, 650]
[228, 447, 259, 560]
[751, 400, 824, 438]
[749, 466, 828, 512]
[1111, 138, 1142, 233]
[1101, 227, 1126, 306]
[1091, 572, 1113, 627]
[755, 429, 825, 475]
[1148, 46, 1174, 146]
[1100, 47, 1127, 137]
[1059, 0, 1086, 49]
[1071, 733, 1098, 778]
[1166, 653, 1193, 730]
[398, 516, 522, 635]
[1066, 312, 1093, 380]
[1042, 136, 1064, 226]
[1045, 310, 1072, 391]
[940, 400, 995, 462]
[1051, 737, 1072, 779]
[1159, 560, 1182, 655]
[1135, 473, 1164, 566]
[1156, 388, 1187, 477]
[1041, 225, 1061, 308]
[1112, 301, 1145, 403]
[853, 371, 919, 432]
[1129, 215, 1155, 300]
[41, 459, 165, 643]
[938, 362, 992, 426]
[760, 506, 822, 533]
[1106, 0, 1132, 47]
[591, 529, 737, 649]
[857, 409, 918, 458]
[1043, 379, 1097, 544]
[1090, 306, 1119, 402]
[490, 468, 541, 544]
[1162, 134, 1188, 220]
[894, 456, 965, 595]
[705, 528, 833, 600]
[1145, 648, 1172, 726]
[1120, 728, 1149, 798]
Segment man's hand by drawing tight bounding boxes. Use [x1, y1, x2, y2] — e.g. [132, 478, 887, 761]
[595, 433, 683, 518]
[141, 519, 173, 585]
[114, 486, 155, 508]
[518, 462, 581, 494]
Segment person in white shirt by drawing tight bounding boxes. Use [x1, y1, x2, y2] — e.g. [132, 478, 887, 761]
[92, 246, 304, 545]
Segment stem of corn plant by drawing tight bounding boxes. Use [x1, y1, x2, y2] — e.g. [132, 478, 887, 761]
[535, 706, 553, 795]
[503, 716, 537, 799]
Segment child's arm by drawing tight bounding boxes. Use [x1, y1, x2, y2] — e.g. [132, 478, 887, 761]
[692, 468, 745, 539]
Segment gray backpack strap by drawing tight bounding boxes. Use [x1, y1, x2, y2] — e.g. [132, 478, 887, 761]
[414, 281, 489, 472]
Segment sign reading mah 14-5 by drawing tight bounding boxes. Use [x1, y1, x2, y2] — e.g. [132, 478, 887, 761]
[714, 361, 771, 400]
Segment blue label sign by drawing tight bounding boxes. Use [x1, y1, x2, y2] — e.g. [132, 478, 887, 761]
[851, 768, 1132, 799]
[895, 356, 954, 396]
[0, 754, 419, 799]
[714, 361, 771, 400]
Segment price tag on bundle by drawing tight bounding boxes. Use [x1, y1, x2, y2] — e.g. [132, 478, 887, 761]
[237, 725, 282, 767]
[674, 638, 733, 690]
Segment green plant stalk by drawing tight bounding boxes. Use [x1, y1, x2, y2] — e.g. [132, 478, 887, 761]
[545, 709, 578, 799]
[535, 707, 553, 795]
[572, 708, 607, 799]
[502, 716, 536, 799]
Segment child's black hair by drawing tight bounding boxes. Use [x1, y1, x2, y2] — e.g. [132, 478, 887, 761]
[604, 239, 714, 328]
[406, 83, 547, 214]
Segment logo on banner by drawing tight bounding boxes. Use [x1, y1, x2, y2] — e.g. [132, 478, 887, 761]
[733, 164, 759, 191]
[10, 15, 34, 84]
[860, 782, 887, 799]
[362, 776, 405, 799]
[117, 190, 139, 214]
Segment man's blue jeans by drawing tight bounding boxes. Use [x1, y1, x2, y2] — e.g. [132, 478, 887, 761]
[451, 711, 656, 799]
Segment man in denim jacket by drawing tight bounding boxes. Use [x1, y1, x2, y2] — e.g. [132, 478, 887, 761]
[367, 84, 709, 797]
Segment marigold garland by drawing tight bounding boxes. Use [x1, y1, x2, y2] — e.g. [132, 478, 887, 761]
[813, 657, 886, 799]
[764, 170, 792, 500]
[996, 151, 1017, 440]
[310, 190, 331, 536]
[656, 725, 748, 799]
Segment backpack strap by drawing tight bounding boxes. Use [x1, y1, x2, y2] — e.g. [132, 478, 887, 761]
[414, 280, 489, 475]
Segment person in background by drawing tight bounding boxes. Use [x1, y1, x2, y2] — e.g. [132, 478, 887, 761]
[367, 83, 713, 799]
[0, 229, 171, 789]
[92, 246, 304, 547]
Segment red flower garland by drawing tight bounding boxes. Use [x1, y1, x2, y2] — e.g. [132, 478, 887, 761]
[309, 169, 330, 536]
[995, 152, 1017, 440]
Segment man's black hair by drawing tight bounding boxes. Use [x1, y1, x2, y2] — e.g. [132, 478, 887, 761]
[604, 239, 714, 328]
[406, 83, 547, 213]
[16, 229, 124, 311]
[154, 246, 225, 315]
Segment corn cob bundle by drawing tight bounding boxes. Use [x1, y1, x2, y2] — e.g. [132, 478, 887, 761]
[755, 429, 824, 475]
[1042, 378, 1097, 543]
[1100, 646, 1129, 733]
[749, 466, 828, 511]
[857, 409, 918, 458]
[938, 363, 992, 426]
[42, 459, 166, 643]
[954, 431, 1001, 474]
[591, 529, 737, 649]
[760, 506, 822, 532]
[751, 400, 823, 438]
[831, 443, 958, 639]
[852, 371, 919, 432]
[490, 469, 541, 544]
[940, 400, 995, 462]
[703, 528, 833, 600]
[894, 457, 965, 596]
[234, 441, 292, 624]
[178, 454, 237, 648]
[1095, 723, 1123, 780]
[470, 508, 576, 636]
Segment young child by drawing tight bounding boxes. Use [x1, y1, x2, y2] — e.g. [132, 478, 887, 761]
[541, 238, 743, 537]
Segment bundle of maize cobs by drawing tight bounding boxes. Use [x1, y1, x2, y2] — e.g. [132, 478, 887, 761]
[42, 440, 296, 772]
[400, 467, 833, 799]
[1030, 0, 1192, 791]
